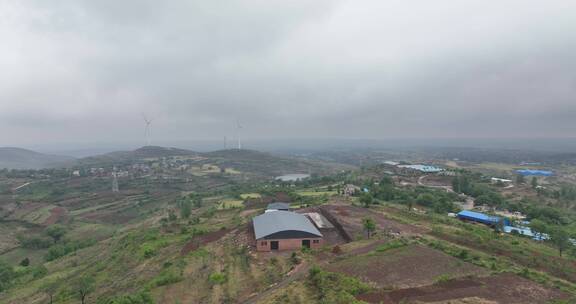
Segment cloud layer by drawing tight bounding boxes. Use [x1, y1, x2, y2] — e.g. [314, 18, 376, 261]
[1, 0, 575, 147]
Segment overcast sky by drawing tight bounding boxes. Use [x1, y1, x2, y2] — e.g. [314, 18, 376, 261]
[1, 0, 575, 149]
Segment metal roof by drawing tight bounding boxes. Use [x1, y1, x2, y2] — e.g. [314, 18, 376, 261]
[253, 211, 322, 240]
[266, 202, 290, 210]
[457, 210, 501, 223]
[516, 169, 554, 176]
[398, 164, 444, 173]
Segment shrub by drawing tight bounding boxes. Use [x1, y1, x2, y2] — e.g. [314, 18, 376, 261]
[332, 245, 343, 255]
[32, 265, 48, 279]
[150, 271, 182, 287]
[375, 239, 408, 253]
[105, 291, 154, 304]
[19, 258, 30, 267]
[19, 236, 52, 249]
[434, 274, 452, 285]
[208, 272, 227, 285]
[45, 239, 96, 261]
[308, 266, 370, 304]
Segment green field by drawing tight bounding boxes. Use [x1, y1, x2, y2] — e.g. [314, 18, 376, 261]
[297, 190, 337, 197]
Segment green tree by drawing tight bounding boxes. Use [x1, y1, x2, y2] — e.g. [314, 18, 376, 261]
[179, 200, 192, 219]
[75, 276, 95, 304]
[516, 174, 525, 184]
[531, 177, 538, 189]
[529, 219, 548, 240]
[193, 197, 202, 208]
[550, 227, 571, 257]
[416, 193, 436, 207]
[41, 282, 58, 304]
[360, 193, 373, 208]
[46, 225, 66, 243]
[362, 217, 376, 239]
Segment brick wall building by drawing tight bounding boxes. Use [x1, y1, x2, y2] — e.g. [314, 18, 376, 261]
[253, 210, 323, 252]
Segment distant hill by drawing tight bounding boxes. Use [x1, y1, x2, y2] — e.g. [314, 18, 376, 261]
[0, 147, 74, 169]
[75, 146, 352, 177]
[203, 149, 352, 177]
[78, 146, 199, 166]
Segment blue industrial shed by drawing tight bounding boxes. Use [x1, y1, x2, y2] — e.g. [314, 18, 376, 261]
[457, 210, 510, 226]
[516, 169, 554, 177]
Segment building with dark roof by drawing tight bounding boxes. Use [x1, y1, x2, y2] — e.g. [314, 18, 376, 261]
[253, 211, 323, 251]
[266, 202, 290, 212]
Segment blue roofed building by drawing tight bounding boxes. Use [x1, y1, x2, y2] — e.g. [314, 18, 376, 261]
[457, 210, 510, 227]
[503, 226, 549, 241]
[515, 169, 554, 177]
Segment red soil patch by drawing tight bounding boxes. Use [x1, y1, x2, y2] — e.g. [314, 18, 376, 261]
[180, 228, 231, 255]
[357, 273, 570, 304]
[43, 207, 67, 225]
[326, 244, 487, 289]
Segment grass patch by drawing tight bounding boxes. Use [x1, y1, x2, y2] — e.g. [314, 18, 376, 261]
[374, 238, 410, 253]
[240, 193, 261, 199]
[308, 265, 370, 304]
[217, 200, 244, 210]
[297, 191, 337, 197]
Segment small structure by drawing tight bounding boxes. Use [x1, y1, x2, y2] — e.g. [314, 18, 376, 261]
[398, 165, 444, 173]
[503, 226, 548, 241]
[343, 184, 360, 196]
[457, 210, 510, 227]
[516, 169, 554, 177]
[253, 211, 323, 251]
[265, 202, 290, 212]
[491, 177, 513, 185]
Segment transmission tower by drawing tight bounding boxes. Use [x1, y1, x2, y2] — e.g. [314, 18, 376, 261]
[112, 171, 119, 193]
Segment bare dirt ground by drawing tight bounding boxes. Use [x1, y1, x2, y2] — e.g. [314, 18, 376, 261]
[43, 206, 67, 225]
[357, 273, 571, 304]
[180, 227, 231, 255]
[418, 175, 454, 187]
[320, 204, 426, 239]
[326, 244, 488, 289]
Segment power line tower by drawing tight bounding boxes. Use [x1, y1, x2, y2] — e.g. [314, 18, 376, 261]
[142, 113, 152, 146]
[112, 170, 119, 193]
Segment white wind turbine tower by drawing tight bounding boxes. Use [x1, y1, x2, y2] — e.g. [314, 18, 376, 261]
[236, 120, 243, 150]
[142, 114, 153, 146]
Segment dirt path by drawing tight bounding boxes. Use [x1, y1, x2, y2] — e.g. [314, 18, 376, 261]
[418, 175, 452, 193]
[241, 261, 310, 304]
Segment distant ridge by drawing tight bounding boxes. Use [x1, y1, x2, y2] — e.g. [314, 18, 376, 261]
[0, 147, 74, 169]
[74, 146, 351, 177]
[78, 146, 199, 165]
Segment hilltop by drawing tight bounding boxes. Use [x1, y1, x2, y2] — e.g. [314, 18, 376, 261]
[0, 147, 74, 169]
[77, 146, 199, 166]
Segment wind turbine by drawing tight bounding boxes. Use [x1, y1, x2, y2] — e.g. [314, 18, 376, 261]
[236, 120, 243, 150]
[142, 114, 152, 146]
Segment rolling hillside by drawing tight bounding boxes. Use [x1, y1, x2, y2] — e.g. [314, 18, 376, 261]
[0, 147, 74, 169]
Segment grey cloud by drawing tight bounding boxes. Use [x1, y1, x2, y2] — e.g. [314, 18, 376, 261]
[1, 0, 576, 147]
